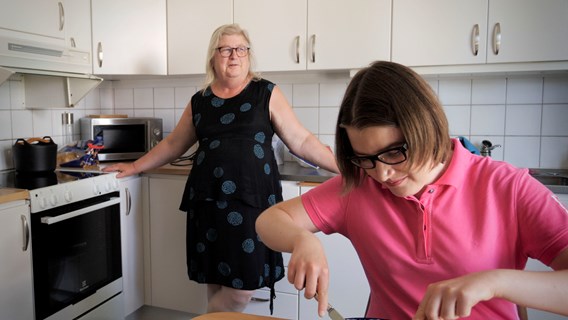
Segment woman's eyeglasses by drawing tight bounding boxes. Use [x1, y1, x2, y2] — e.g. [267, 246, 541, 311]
[348, 143, 408, 169]
[216, 46, 250, 57]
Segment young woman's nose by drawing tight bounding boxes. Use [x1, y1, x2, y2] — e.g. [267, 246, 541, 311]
[372, 161, 395, 181]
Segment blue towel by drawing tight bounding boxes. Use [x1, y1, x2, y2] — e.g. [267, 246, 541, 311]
[458, 136, 480, 155]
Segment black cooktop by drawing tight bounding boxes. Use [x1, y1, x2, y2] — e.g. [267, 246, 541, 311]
[0, 170, 104, 190]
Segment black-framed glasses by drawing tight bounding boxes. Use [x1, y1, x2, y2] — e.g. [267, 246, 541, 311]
[216, 46, 250, 57]
[348, 143, 408, 169]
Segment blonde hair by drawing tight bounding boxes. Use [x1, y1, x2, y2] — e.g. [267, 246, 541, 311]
[203, 24, 260, 90]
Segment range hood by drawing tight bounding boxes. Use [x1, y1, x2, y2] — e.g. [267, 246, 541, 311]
[0, 34, 102, 108]
[0, 66, 103, 108]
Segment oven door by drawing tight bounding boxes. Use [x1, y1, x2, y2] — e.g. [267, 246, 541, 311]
[31, 193, 122, 320]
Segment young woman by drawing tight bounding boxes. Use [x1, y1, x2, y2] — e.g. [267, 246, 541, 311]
[256, 61, 568, 319]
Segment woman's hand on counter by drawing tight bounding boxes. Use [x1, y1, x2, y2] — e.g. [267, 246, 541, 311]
[102, 162, 139, 178]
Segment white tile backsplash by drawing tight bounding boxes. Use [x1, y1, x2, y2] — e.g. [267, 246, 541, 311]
[438, 79, 471, 105]
[292, 83, 319, 107]
[506, 78, 543, 104]
[472, 78, 507, 105]
[542, 104, 568, 136]
[114, 88, 134, 109]
[543, 77, 568, 103]
[541, 137, 568, 168]
[504, 136, 540, 168]
[470, 105, 506, 135]
[134, 88, 154, 109]
[154, 87, 175, 109]
[0, 72, 568, 171]
[505, 104, 542, 136]
[0, 111, 12, 139]
[443, 105, 471, 136]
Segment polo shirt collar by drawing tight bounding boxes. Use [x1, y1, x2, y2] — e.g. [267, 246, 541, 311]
[432, 138, 470, 190]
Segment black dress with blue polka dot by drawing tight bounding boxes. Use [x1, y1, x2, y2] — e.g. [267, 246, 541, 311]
[180, 79, 285, 312]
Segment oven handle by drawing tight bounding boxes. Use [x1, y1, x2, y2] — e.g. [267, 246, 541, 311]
[40, 197, 120, 225]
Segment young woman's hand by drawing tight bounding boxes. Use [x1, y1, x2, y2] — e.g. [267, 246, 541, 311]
[413, 270, 499, 319]
[287, 232, 330, 317]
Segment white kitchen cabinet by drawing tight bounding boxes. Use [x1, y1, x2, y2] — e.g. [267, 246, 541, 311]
[234, 0, 390, 72]
[486, 0, 568, 64]
[91, 0, 167, 75]
[392, 0, 568, 68]
[167, 0, 233, 75]
[298, 184, 370, 320]
[120, 176, 147, 317]
[0, 0, 65, 40]
[0, 200, 35, 320]
[392, 0, 489, 67]
[63, 0, 92, 59]
[146, 174, 207, 314]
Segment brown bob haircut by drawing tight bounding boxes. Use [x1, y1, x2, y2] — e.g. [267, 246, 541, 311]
[335, 61, 452, 192]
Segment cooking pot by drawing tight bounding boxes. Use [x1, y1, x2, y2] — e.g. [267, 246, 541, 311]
[12, 136, 58, 173]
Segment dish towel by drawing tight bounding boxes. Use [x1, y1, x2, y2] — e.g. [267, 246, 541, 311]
[458, 136, 481, 155]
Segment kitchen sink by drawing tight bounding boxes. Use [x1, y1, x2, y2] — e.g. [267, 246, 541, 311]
[529, 169, 568, 193]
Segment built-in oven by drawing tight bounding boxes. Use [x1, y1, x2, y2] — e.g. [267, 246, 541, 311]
[20, 170, 124, 320]
[31, 192, 121, 320]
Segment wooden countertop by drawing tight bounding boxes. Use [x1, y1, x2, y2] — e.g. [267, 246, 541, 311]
[0, 188, 29, 204]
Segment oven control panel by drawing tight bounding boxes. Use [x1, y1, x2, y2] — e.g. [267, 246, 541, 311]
[29, 172, 120, 213]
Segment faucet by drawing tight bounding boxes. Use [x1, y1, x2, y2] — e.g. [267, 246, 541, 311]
[480, 140, 501, 157]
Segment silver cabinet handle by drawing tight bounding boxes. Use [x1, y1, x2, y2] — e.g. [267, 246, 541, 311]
[125, 187, 132, 216]
[21, 215, 30, 252]
[58, 2, 65, 31]
[295, 35, 300, 63]
[310, 34, 316, 63]
[97, 42, 104, 68]
[471, 24, 479, 56]
[492, 22, 501, 55]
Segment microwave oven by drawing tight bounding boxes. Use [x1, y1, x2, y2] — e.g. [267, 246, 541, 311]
[80, 117, 163, 161]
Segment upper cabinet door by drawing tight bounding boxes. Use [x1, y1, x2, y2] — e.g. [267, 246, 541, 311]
[487, 0, 568, 63]
[235, 0, 307, 72]
[167, 0, 233, 75]
[392, 0, 489, 67]
[92, 0, 167, 75]
[307, 0, 391, 70]
[0, 0, 64, 39]
[63, 0, 92, 59]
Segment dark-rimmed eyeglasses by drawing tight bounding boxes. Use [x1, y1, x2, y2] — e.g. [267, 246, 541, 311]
[348, 143, 408, 169]
[216, 46, 250, 57]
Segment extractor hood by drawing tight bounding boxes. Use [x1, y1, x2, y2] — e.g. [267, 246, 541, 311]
[0, 66, 103, 108]
[0, 34, 102, 108]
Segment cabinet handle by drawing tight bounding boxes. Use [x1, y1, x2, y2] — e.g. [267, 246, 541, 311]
[70, 37, 76, 48]
[295, 35, 300, 64]
[21, 215, 29, 252]
[492, 22, 501, 55]
[58, 2, 65, 31]
[310, 34, 316, 63]
[471, 24, 479, 56]
[97, 42, 104, 68]
[125, 187, 132, 216]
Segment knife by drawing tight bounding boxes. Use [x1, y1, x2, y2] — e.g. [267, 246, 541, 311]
[314, 293, 345, 320]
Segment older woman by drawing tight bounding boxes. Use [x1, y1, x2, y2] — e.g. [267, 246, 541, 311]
[104, 24, 338, 313]
[256, 61, 568, 319]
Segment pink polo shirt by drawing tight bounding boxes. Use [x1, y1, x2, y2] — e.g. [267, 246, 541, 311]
[302, 139, 568, 319]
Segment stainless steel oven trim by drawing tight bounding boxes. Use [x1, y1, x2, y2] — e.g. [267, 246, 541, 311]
[40, 197, 120, 225]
